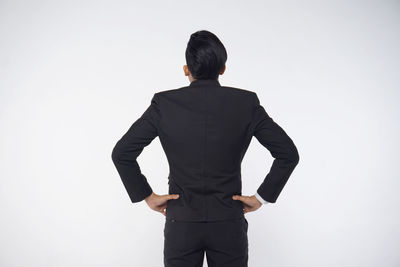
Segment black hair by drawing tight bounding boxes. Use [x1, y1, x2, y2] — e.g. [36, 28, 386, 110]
[185, 30, 227, 80]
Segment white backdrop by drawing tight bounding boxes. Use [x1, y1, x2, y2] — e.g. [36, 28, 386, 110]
[1, 0, 399, 266]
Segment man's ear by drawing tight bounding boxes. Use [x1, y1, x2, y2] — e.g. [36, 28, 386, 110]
[183, 65, 190, 76]
[220, 64, 226, 75]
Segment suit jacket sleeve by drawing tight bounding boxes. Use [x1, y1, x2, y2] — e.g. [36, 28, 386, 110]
[111, 93, 160, 203]
[251, 92, 300, 203]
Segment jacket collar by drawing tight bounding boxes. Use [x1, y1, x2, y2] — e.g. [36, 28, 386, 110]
[189, 79, 221, 88]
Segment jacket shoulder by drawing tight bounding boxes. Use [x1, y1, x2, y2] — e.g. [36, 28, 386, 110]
[221, 86, 257, 101]
[223, 85, 255, 94]
[154, 87, 186, 98]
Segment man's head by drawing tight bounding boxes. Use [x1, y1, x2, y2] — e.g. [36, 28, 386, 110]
[184, 30, 227, 81]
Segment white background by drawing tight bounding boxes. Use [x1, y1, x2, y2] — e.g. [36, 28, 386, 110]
[1, 0, 399, 266]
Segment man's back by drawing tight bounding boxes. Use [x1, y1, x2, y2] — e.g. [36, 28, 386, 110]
[111, 78, 299, 222]
[159, 78, 255, 221]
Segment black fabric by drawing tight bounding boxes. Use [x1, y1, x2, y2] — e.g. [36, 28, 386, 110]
[164, 217, 249, 267]
[111, 79, 300, 221]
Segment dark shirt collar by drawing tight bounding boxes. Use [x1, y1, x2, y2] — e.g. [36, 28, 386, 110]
[189, 79, 221, 88]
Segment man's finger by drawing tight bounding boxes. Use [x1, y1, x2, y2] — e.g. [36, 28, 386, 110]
[165, 194, 180, 200]
[232, 195, 247, 202]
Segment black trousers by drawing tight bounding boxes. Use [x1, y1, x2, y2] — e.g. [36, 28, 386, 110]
[163, 217, 249, 267]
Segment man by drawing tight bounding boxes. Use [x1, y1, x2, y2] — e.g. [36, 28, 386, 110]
[111, 30, 299, 267]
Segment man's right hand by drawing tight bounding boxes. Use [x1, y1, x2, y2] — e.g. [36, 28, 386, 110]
[232, 195, 262, 214]
[145, 192, 180, 216]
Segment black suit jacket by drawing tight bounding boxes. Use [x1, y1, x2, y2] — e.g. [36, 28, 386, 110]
[111, 79, 299, 222]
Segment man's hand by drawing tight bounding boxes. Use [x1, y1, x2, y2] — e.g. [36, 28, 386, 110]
[232, 195, 262, 214]
[145, 192, 180, 216]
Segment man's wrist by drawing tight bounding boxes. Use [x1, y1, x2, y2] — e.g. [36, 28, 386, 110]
[144, 192, 154, 202]
[255, 192, 269, 204]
